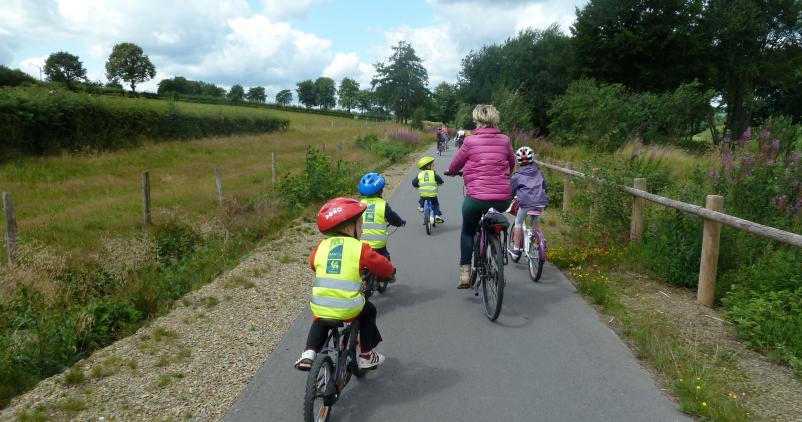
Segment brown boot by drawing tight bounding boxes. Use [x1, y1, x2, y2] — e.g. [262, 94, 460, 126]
[458, 265, 471, 289]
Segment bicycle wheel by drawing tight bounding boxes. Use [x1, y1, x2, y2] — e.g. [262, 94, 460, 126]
[303, 355, 334, 422]
[507, 228, 522, 263]
[482, 232, 505, 321]
[423, 204, 431, 235]
[376, 279, 388, 293]
[528, 231, 545, 282]
[347, 322, 368, 378]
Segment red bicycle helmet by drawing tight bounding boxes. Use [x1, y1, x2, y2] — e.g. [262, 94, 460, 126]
[317, 197, 367, 232]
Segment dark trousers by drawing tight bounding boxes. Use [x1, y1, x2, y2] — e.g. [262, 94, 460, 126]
[460, 196, 513, 265]
[305, 301, 382, 352]
[374, 247, 391, 261]
[419, 196, 442, 216]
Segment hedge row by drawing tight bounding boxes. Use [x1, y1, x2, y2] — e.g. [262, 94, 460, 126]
[0, 87, 290, 158]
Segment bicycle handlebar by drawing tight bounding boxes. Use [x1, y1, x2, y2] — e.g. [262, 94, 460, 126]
[444, 171, 463, 177]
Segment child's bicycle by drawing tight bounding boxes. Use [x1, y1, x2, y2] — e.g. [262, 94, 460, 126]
[302, 272, 380, 421]
[506, 199, 547, 282]
[421, 198, 438, 235]
[437, 138, 447, 156]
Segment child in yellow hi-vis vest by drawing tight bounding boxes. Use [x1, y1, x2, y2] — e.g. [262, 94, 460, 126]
[294, 198, 395, 372]
[358, 172, 406, 261]
[412, 156, 445, 223]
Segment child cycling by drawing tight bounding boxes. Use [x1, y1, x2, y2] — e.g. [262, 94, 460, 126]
[294, 197, 395, 371]
[509, 147, 548, 260]
[411, 156, 445, 223]
[359, 172, 406, 262]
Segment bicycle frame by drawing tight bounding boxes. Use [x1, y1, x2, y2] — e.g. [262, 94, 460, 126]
[522, 212, 547, 262]
[422, 198, 435, 226]
[318, 322, 357, 407]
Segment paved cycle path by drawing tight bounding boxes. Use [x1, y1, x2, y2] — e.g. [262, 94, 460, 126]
[226, 147, 689, 422]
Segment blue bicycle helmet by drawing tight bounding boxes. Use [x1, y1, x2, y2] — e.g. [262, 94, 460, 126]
[358, 172, 385, 195]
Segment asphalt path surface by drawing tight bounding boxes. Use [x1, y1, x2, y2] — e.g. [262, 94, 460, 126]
[226, 146, 690, 422]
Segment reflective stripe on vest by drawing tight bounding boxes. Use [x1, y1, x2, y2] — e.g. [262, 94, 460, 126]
[311, 237, 364, 320]
[418, 170, 438, 198]
[360, 197, 388, 249]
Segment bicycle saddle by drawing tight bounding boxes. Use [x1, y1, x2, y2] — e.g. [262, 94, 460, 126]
[316, 319, 345, 328]
[481, 212, 510, 228]
[527, 209, 543, 216]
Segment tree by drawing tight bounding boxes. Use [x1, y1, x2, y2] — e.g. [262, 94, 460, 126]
[431, 82, 459, 124]
[372, 41, 430, 123]
[0, 65, 37, 87]
[43, 51, 87, 88]
[228, 84, 245, 102]
[275, 89, 293, 106]
[703, 0, 802, 139]
[337, 77, 360, 112]
[246, 86, 266, 103]
[458, 26, 574, 132]
[357, 90, 375, 113]
[296, 79, 317, 108]
[492, 87, 533, 134]
[315, 77, 337, 109]
[105, 43, 156, 92]
[571, 0, 708, 92]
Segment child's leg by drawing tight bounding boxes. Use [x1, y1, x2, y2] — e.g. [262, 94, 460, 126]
[356, 302, 382, 351]
[305, 320, 330, 352]
[431, 197, 442, 216]
[418, 197, 425, 209]
[513, 208, 527, 249]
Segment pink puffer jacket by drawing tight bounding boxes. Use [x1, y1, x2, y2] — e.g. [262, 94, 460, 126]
[448, 128, 515, 201]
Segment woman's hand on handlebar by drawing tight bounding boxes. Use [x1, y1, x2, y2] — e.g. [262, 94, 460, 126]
[444, 171, 463, 177]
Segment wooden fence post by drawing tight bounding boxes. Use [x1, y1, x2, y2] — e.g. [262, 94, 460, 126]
[589, 167, 600, 222]
[271, 152, 277, 185]
[3, 192, 19, 266]
[562, 162, 574, 214]
[214, 167, 224, 206]
[630, 178, 646, 241]
[142, 171, 151, 225]
[697, 195, 724, 307]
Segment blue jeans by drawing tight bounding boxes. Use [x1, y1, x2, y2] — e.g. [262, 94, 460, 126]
[419, 197, 442, 216]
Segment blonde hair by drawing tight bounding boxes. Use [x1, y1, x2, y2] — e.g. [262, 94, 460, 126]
[472, 104, 500, 128]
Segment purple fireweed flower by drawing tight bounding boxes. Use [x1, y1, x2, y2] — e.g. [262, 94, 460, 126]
[772, 139, 780, 151]
[791, 151, 802, 162]
[774, 195, 789, 211]
[742, 155, 754, 166]
[391, 130, 421, 144]
[709, 169, 720, 180]
[723, 136, 732, 144]
[760, 128, 771, 141]
[742, 129, 752, 141]
[722, 148, 733, 166]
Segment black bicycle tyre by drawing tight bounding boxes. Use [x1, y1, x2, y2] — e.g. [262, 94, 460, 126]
[348, 322, 368, 378]
[424, 205, 431, 235]
[303, 355, 334, 422]
[507, 228, 522, 263]
[528, 232, 545, 282]
[482, 232, 505, 321]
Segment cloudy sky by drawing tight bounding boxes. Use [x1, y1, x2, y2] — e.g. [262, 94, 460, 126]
[0, 0, 588, 95]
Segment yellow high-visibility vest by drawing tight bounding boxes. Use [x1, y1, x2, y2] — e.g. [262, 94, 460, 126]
[360, 197, 388, 249]
[310, 237, 364, 320]
[417, 170, 438, 198]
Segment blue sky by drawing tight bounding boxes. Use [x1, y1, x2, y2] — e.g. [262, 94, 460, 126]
[1, 0, 587, 95]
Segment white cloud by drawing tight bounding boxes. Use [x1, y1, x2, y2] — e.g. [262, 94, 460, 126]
[18, 56, 47, 80]
[323, 52, 373, 87]
[261, 0, 325, 21]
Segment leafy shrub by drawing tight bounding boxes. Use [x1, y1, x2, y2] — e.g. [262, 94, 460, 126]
[492, 87, 533, 133]
[0, 86, 289, 158]
[410, 107, 425, 130]
[356, 132, 420, 163]
[154, 220, 202, 266]
[0, 65, 37, 87]
[81, 297, 142, 350]
[279, 147, 359, 211]
[723, 286, 802, 375]
[548, 79, 714, 151]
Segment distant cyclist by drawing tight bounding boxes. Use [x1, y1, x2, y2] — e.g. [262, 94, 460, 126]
[412, 156, 445, 223]
[436, 127, 449, 151]
[455, 130, 466, 148]
[358, 172, 406, 264]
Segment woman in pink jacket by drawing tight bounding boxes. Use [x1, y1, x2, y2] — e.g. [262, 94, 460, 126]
[446, 105, 515, 288]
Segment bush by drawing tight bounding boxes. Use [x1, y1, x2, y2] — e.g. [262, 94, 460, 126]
[723, 286, 802, 375]
[410, 107, 425, 130]
[279, 147, 359, 211]
[154, 220, 202, 266]
[81, 297, 142, 350]
[356, 132, 420, 163]
[0, 65, 37, 87]
[0, 86, 289, 158]
[493, 87, 533, 134]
